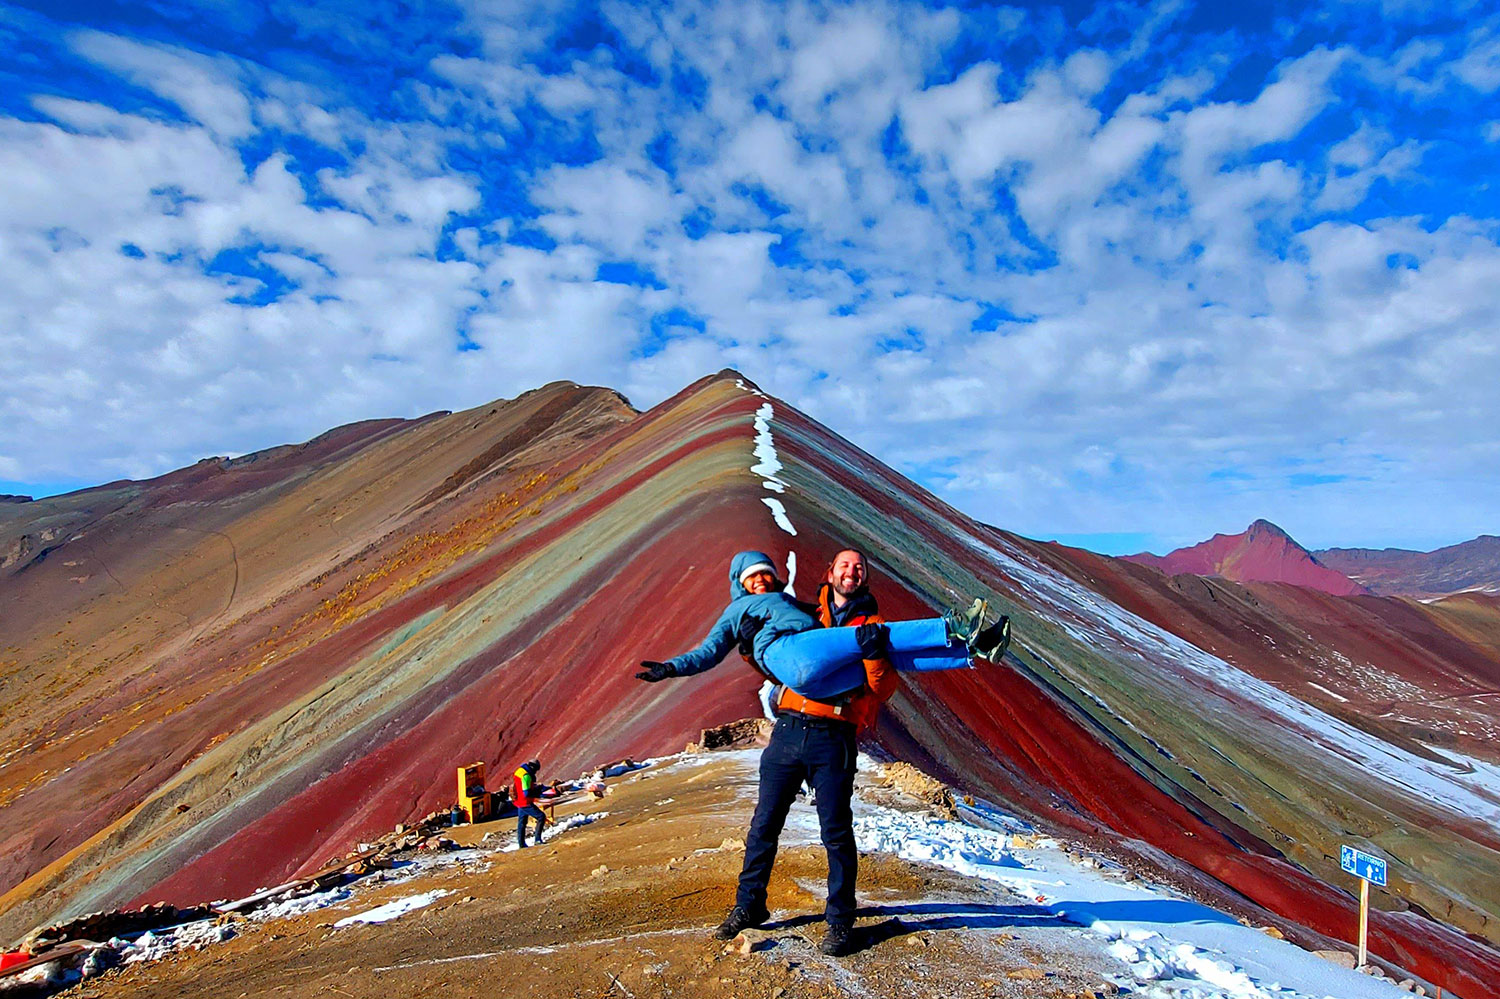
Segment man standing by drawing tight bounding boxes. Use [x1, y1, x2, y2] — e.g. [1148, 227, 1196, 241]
[638, 548, 898, 957]
[512, 758, 547, 848]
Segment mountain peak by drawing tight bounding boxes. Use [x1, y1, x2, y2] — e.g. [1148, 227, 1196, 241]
[1125, 520, 1368, 596]
[1246, 518, 1293, 540]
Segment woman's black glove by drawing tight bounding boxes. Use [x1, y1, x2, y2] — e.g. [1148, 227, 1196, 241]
[635, 660, 676, 682]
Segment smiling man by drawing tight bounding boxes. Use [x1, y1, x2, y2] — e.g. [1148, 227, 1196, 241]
[726, 547, 900, 957]
[636, 547, 1000, 956]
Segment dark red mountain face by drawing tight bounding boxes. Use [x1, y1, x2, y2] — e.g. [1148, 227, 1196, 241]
[1124, 519, 1369, 596]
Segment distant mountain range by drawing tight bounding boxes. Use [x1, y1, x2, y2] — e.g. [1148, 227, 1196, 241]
[1125, 520, 1500, 599]
[1316, 535, 1500, 597]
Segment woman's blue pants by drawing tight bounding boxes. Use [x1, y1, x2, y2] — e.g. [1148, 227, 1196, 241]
[759, 618, 970, 700]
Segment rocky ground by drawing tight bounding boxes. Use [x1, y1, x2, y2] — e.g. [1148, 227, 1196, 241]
[17, 751, 1128, 999]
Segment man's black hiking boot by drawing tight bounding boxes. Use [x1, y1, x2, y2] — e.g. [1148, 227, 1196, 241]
[714, 904, 770, 941]
[820, 922, 855, 956]
[974, 614, 1011, 662]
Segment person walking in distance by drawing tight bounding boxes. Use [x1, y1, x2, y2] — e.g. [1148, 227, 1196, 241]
[512, 758, 547, 848]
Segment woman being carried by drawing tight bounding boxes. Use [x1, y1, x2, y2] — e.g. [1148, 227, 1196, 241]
[635, 550, 1010, 700]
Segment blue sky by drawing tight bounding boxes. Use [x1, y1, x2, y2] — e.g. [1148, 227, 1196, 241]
[2, 0, 1498, 555]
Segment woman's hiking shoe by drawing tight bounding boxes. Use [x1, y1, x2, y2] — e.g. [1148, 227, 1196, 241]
[714, 904, 770, 940]
[943, 598, 988, 645]
[820, 922, 855, 956]
[973, 615, 1012, 662]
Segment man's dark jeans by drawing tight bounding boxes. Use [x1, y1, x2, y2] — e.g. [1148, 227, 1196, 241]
[735, 713, 858, 926]
[516, 803, 547, 848]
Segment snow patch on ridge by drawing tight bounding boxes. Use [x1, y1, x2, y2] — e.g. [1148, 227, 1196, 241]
[743, 395, 798, 539]
[762, 498, 797, 536]
[751, 403, 786, 490]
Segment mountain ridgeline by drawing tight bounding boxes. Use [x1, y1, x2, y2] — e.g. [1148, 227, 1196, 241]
[1, 372, 1497, 995]
[1127, 518, 1500, 599]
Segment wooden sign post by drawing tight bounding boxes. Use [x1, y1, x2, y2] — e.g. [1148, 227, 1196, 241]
[1357, 878, 1370, 967]
[1340, 844, 1388, 968]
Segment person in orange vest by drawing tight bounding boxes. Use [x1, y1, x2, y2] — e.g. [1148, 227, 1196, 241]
[733, 547, 900, 956]
[513, 758, 546, 848]
[637, 548, 1010, 956]
[740, 548, 904, 956]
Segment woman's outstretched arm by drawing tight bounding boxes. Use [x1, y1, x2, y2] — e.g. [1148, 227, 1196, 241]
[638, 608, 739, 680]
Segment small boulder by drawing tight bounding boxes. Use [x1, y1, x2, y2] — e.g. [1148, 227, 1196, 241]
[728, 929, 773, 955]
[1314, 949, 1357, 970]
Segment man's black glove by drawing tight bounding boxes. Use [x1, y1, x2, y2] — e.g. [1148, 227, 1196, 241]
[635, 660, 676, 682]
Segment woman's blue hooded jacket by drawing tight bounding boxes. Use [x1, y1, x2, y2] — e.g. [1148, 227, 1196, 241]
[666, 550, 820, 677]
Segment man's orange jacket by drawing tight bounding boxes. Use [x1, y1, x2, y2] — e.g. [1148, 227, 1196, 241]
[811, 581, 900, 732]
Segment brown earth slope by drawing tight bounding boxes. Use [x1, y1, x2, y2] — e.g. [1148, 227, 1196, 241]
[53, 752, 1130, 999]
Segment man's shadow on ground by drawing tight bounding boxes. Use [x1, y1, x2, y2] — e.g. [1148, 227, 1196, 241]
[763, 900, 1065, 952]
[766, 897, 1235, 955]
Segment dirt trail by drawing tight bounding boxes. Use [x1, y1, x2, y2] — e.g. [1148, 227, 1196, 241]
[49, 752, 1124, 999]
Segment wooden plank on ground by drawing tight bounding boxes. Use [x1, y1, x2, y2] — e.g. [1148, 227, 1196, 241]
[0, 942, 97, 981]
[218, 847, 382, 913]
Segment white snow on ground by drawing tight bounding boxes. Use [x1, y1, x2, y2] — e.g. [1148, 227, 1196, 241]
[248, 885, 353, 922]
[1305, 682, 1349, 704]
[956, 527, 1500, 824]
[849, 788, 1413, 999]
[602, 759, 653, 778]
[495, 810, 609, 853]
[1422, 743, 1500, 787]
[117, 920, 237, 964]
[333, 890, 448, 927]
[58, 810, 608, 976]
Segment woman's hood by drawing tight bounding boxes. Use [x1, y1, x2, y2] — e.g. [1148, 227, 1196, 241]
[728, 550, 777, 598]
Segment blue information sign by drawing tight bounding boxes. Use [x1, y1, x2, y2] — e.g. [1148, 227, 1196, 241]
[1340, 845, 1388, 887]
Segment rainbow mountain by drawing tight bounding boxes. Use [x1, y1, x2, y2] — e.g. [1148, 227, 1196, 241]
[1, 371, 1496, 995]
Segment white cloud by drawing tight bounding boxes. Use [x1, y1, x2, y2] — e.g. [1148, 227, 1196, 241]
[68, 30, 254, 139]
[1454, 31, 1500, 92]
[1, 0, 1497, 555]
